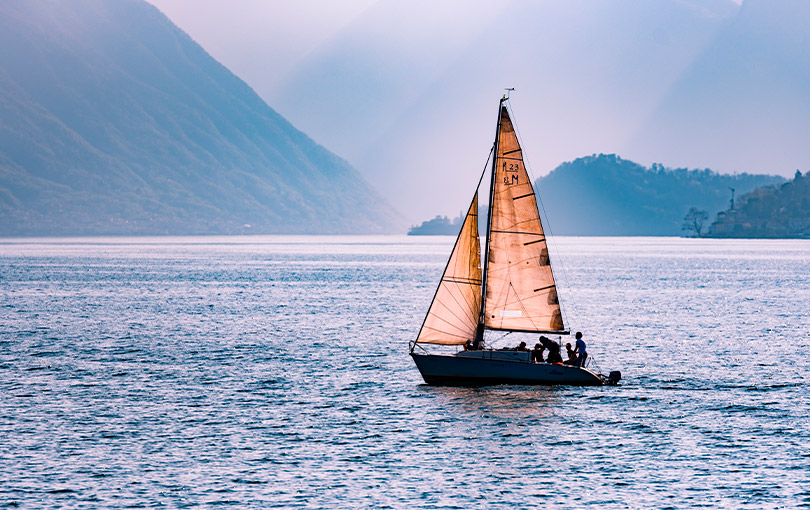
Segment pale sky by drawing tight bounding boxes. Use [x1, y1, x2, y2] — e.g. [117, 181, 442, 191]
[148, 0, 378, 94]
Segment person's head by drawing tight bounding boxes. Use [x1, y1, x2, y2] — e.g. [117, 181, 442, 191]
[518, 341, 526, 348]
[566, 342, 571, 349]
[575, 332, 582, 339]
[534, 343, 541, 350]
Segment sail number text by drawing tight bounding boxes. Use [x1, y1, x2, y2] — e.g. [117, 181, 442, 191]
[502, 161, 520, 186]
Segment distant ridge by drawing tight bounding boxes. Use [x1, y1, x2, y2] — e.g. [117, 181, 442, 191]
[535, 154, 784, 236]
[0, 0, 402, 235]
[408, 154, 785, 236]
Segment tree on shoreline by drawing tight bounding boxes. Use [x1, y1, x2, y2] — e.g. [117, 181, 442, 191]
[682, 207, 708, 237]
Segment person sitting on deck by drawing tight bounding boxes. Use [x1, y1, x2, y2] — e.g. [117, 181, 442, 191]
[463, 340, 474, 351]
[531, 343, 545, 363]
[564, 343, 577, 365]
[574, 331, 588, 367]
[515, 341, 528, 351]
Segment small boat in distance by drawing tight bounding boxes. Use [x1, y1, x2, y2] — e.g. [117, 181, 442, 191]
[410, 95, 621, 386]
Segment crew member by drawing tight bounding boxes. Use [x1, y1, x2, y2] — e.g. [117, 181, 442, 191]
[574, 332, 588, 367]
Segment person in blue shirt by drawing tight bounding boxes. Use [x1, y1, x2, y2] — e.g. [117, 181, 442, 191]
[574, 331, 588, 367]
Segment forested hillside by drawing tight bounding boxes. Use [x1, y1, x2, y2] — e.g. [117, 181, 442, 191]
[0, 0, 401, 235]
[708, 170, 810, 237]
[535, 154, 784, 236]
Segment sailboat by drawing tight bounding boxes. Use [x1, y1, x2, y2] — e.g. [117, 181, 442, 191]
[410, 95, 621, 386]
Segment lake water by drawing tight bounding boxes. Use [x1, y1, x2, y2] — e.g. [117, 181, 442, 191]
[1, 235, 809, 508]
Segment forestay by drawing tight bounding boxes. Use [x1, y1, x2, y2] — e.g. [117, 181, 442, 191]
[416, 193, 483, 345]
[484, 106, 564, 332]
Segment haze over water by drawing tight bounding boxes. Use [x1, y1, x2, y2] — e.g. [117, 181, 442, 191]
[1, 236, 809, 508]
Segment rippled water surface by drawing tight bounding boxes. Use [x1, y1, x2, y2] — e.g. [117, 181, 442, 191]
[1, 235, 809, 508]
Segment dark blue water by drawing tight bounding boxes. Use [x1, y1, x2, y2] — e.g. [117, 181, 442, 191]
[1, 236, 809, 508]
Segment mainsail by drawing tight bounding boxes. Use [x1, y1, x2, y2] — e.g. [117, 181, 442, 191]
[415, 193, 482, 345]
[483, 105, 565, 332]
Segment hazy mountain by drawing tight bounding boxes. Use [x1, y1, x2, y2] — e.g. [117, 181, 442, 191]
[535, 154, 785, 236]
[142, 0, 809, 223]
[0, 0, 402, 235]
[266, 0, 744, 220]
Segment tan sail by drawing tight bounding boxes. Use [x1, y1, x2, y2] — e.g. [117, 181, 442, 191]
[416, 193, 482, 345]
[484, 106, 564, 332]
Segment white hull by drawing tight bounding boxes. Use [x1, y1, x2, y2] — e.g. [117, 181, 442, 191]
[411, 351, 605, 386]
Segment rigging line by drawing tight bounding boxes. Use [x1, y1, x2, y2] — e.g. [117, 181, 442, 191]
[422, 315, 474, 339]
[505, 100, 581, 326]
[439, 276, 482, 325]
[478, 144, 496, 195]
[409, 340, 428, 353]
[433, 290, 479, 328]
[488, 330, 513, 346]
[426, 285, 480, 334]
[588, 355, 602, 375]
[508, 282, 540, 331]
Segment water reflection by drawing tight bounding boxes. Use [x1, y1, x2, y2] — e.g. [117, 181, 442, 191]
[418, 384, 560, 421]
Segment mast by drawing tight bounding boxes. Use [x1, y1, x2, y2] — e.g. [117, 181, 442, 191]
[473, 96, 506, 348]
